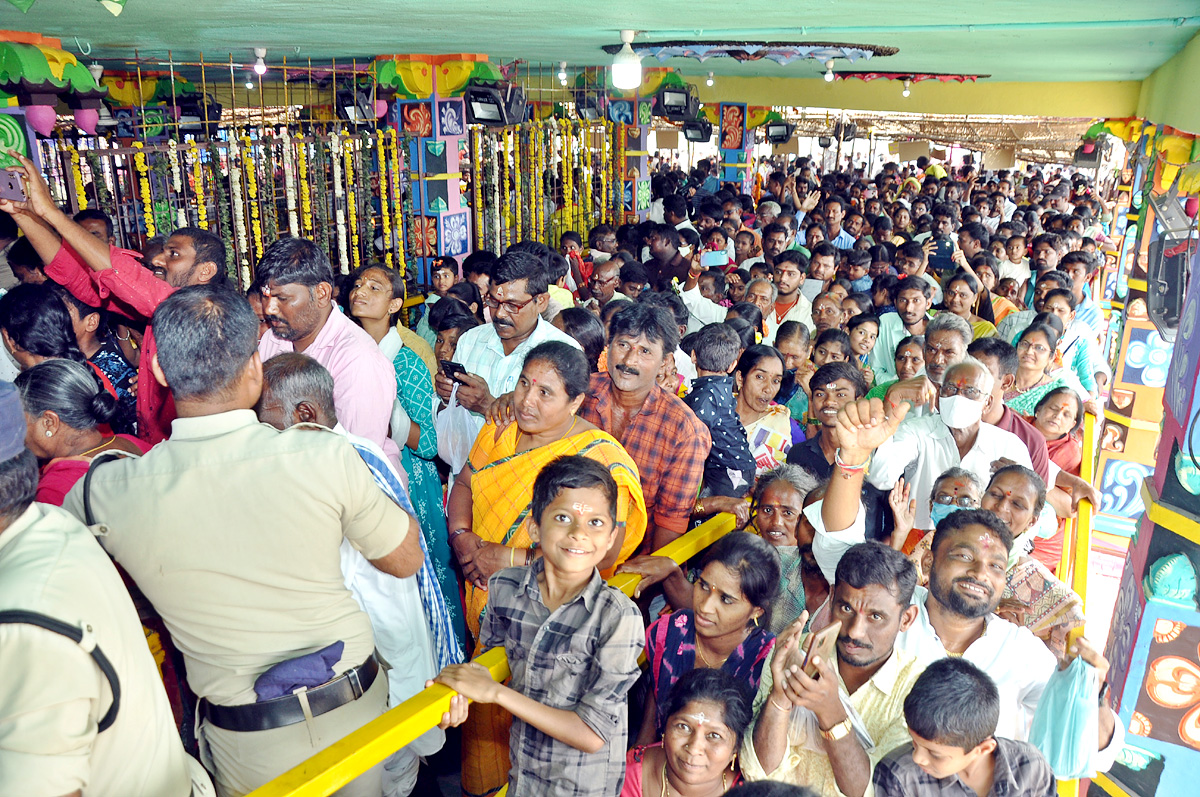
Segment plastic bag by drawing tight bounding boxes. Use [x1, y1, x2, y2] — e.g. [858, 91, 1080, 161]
[1028, 656, 1101, 779]
[435, 383, 476, 475]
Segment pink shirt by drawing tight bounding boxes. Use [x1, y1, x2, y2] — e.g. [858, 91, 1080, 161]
[258, 308, 400, 469]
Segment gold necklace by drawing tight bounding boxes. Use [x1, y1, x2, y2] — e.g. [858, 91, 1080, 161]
[517, 416, 577, 448]
[694, 639, 729, 670]
[660, 761, 728, 797]
[76, 436, 115, 458]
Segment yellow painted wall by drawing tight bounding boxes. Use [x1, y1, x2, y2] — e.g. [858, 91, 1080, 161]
[690, 76, 1142, 119]
[1137, 31, 1200, 135]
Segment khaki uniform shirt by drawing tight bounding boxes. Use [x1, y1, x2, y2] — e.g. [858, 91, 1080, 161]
[64, 409, 409, 706]
[0, 503, 191, 796]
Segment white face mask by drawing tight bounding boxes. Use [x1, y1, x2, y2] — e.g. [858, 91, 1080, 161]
[939, 395, 984, 429]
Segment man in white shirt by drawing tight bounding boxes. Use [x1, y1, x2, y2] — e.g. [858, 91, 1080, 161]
[763, 250, 814, 344]
[867, 358, 1032, 529]
[895, 510, 1122, 769]
[433, 249, 581, 434]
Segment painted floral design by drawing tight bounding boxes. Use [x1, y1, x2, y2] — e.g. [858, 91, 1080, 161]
[1146, 643, 1200, 749]
[721, 105, 744, 150]
[411, 216, 437, 257]
[439, 102, 464, 136]
[402, 103, 433, 138]
[442, 213, 469, 257]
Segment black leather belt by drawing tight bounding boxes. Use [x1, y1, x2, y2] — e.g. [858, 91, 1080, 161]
[201, 655, 379, 733]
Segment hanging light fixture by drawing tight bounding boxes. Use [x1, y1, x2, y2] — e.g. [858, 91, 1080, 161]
[823, 60, 835, 82]
[245, 79, 255, 90]
[558, 61, 568, 86]
[902, 79, 911, 98]
[252, 48, 268, 76]
[705, 71, 714, 87]
[611, 30, 642, 90]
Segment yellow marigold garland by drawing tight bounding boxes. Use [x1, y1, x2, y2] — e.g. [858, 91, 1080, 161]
[188, 141, 208, 230]
[388, 129, 405, 276]
[344, 132, 360, 271]
[297, 136, 313, 237]
[243, 136, 263, 261]
[68, 146, 87, 210]
[377, 132, 391, 270]
[132, 141, 155, 238]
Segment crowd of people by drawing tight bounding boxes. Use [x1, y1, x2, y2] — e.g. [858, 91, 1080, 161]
[0, 145, 1123, 797]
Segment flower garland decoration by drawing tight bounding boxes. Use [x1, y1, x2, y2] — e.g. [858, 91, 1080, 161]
[514, 126, 523, 242]
[377, 132, 391, 270]
[343, 132, 360, 272]
[167, 140, 186, 229]
[313, 135, 330, 255]
[471, 126, 484, 252]
[297, 135, 313, 237]
[489, 131, 500, 253]
[280, 128, 299, 237]
[331, 131, 349, 274]
[502, 127, 513, 249]
[228, 147, 251, 288]
[68, 144, 88, 211]
[389, 129, 406, 276]
[242, 136, 264, 262]
[208, 141, 233, 276]
[187, 141, 208, 230]
[261, 137, 278, 247]
[617, 122, 627, 225]
[132, 141, 156, 238]
[400, 132, 418, 276]
[531, 123, 541, 244]
[355, 133, 370, 270]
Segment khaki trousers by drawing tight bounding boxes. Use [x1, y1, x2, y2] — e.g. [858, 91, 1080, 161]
[199, 672, 388, 797]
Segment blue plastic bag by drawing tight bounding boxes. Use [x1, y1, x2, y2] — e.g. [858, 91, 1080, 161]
[1028, 656, 1101, 779]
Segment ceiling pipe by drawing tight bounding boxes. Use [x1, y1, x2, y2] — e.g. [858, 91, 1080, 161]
[650, 16, 1200, 37]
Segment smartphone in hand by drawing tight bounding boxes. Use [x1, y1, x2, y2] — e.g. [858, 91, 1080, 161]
[440, 360, 468, 384]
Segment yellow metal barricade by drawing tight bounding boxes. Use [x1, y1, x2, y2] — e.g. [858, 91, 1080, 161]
[248, 512, 738, 797]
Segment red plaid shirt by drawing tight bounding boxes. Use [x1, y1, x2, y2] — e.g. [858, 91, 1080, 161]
[579, 373, 710, 536]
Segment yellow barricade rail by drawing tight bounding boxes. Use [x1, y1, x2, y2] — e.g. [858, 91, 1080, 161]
[1055, 411, 1098, 797]
[248, 513, 738, 797]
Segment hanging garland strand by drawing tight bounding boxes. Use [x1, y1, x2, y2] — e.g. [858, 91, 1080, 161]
[68, 144, 87, 212]
[378, 131, 392, 270]
[208, 140, 233, 275]
[400, 132, 417, 278]
[261, 135, 279, 246]
[471, 126, 483, 252]
[243, 135, 264, 262]
[228, 146, 251, 289]
[312, 135, 330, 256]
[390, 129, 406, 277]
[167, 140, 185, 229]
[280, 128, 299, 237]
[132, 141, 156, 239]
[489, 131, 500, 253]
[343, 131, 361, 272]
[297, 135, 314, 237]
[187, 140, 208, 230]
[331, 131, 349, 274]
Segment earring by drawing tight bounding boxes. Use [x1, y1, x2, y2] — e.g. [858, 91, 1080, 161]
[45, 430, 52, 438]
[752, 615, 760, 627]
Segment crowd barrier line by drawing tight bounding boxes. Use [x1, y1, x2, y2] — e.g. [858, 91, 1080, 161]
[247, 513, 738, 797]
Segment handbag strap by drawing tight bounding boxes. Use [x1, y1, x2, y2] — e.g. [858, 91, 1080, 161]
[82, 451, 128, 528]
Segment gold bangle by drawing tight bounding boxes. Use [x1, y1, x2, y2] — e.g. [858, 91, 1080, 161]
[769, 697, 791, 713]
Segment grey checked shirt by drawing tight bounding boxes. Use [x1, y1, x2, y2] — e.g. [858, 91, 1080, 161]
[480, 560, 644, 796]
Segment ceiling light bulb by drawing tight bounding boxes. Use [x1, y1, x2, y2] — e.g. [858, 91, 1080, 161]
[87, 62, 103, 82]
[611, 29, 642, 90]
[902, 79, 911, 98]
[245, 80, 255, 90]
[706, 72, 714, 87]
[253, 47, 267, 75]
[823, 60, 834, 82]
[558, 62, 567, 81]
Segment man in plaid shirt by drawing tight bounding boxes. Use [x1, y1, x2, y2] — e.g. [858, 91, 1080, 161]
[578, 302, 711, 552]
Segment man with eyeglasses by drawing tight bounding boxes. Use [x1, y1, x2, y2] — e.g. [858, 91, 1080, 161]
[583, 259, 627, 310]
[865, 358, 1032, 531]
[433, 249, 580, 430]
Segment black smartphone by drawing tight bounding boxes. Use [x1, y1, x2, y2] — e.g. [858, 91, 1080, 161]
[439, 360, 468, 383]
[928, 234, 955, 274]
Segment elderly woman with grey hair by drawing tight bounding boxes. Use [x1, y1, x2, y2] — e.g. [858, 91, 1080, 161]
[751, 463, 825, 633]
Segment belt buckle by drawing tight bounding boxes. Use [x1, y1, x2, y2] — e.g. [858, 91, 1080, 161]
[346, 664, 363, 699]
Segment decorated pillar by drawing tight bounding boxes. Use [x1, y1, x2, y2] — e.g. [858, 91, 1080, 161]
[374, 54, 497, 287]
[717, 100, 752, 193]
[1095, 122, 1200, 797]
[607, 67, 675, 223]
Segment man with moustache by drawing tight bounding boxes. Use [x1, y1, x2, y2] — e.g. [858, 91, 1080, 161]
[741, 542, 925, 797]
[764, 250, 813, 344]
[578, 302, 710, 552]
[255, 237, 401, 469]
[867, 280, 934, 383]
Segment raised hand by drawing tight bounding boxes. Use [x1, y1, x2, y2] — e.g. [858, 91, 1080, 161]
[834, 397, 909, 459]
[888, 478, 916, 548]
[1, 149, 58, 220]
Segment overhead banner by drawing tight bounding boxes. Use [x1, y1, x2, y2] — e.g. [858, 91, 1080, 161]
[983, 148, 1017, 169]
[896, 140, 931, 162]
[655, 129, 679, 150]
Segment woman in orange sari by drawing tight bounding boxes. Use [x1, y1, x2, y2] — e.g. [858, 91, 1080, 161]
[446, 340, 646, 797]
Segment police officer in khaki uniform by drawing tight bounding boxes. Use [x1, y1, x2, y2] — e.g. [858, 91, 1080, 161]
[63, 286, 425, 796]
[0, 381, 193, 796]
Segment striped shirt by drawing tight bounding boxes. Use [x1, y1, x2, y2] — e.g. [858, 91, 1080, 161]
[873, 737, 1056, 797]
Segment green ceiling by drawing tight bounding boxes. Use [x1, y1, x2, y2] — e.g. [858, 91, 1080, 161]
[3, 0, 1198, 83]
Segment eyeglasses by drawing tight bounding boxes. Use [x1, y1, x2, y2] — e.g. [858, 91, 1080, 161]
[483, 293, 538, 315]
[589, 273, 618, 285]
[933, 494, 979, 508]
[1017, 340, 1051, 355]
[940, 383, 986, 401]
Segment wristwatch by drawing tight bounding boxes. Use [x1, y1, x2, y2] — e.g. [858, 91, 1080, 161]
[819, 718, 853, 742]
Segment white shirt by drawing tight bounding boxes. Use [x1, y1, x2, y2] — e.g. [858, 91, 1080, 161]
[763, 292, 814, 344]
[680, 284, 727, 334]
[452, 316, 582, 436]
[896, 588, 1124, 769]
[804, 499, 866, 584]
[867, 414, 1033, 529]
[673, 347, 697, 392]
